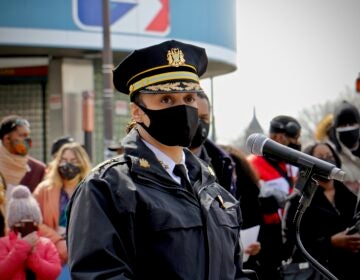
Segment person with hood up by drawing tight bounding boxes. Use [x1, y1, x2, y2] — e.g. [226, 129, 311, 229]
[327, 101, 360, 194]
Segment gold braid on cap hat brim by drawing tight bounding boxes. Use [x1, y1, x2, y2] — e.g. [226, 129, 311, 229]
[144, 82, 202, 92]
[128, 71, 200, 96]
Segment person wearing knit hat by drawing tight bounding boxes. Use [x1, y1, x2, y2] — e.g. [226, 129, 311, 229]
[6, 185, 42, 229]
[0, 185, 61, 279]
[327, 100, 360, 194]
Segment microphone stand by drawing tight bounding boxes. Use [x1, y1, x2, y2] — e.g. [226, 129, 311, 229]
[293, 160, 338, 280]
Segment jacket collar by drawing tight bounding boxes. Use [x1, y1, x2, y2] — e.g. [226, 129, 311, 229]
[122, 129, 217, 188]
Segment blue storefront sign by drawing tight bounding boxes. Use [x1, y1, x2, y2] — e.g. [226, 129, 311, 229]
[0, 0, 236, 65]
[74, 0, 170, 35]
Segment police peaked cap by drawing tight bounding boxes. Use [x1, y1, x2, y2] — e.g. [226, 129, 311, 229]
[113, 40, 208, 96]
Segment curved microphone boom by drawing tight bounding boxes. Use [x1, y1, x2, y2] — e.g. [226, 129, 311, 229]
[246, 133, 345, 182]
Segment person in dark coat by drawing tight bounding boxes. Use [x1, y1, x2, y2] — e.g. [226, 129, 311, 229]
[283, 142, 360, 280]
[66, 40, 252, 280]
[248, 115, 302, 280]
[189, 91, 236, 195]
[220, 144, 263, 275]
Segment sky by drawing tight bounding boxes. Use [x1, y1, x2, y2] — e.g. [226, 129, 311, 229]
[202, 0, 360, 144]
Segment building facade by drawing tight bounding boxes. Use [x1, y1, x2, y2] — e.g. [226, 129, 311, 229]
[0, 0, 237, 164]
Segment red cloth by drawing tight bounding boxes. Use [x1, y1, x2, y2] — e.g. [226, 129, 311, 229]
[248, 155, 296, 224]
[0, 231, 61, 280]
[20, 157, 46, 193]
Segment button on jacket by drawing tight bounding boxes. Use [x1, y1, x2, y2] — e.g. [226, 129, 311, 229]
[66, 129, 249, 280]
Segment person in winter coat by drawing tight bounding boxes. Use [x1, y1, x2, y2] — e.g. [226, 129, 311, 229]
[247, 115, 301, 280]
[0, 185, 61, 280]
[283, 142, 360, 280]
[33, 141, 92, 265]
[189, 91, 236, 195]
[0, 115, 46, 194]
[67, 40, 253, 280]
[327, 101, 360, 194]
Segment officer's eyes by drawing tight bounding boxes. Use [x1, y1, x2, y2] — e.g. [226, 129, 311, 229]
[159, 94, 195, 105]
[160, 96, 172, 104]
[184, 95, 196, 103]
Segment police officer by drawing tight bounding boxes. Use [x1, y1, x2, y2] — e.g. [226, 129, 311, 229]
[189, 91, 236, 195]
[67, 40, 252, 279]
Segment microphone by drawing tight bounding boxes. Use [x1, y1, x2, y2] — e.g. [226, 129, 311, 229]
[246, 133, 346, 182]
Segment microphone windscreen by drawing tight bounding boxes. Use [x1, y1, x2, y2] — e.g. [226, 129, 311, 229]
[246, 133, 267, 155]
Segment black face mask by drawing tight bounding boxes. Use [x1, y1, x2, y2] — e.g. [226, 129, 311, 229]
[58, 162, 81, 180]
[288, 142, 301, 151]
[189, 119, 210, 149]
[137, 104, 199, 147]
[337, 127, 360, 149]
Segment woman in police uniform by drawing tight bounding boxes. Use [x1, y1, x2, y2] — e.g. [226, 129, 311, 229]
[66, 40, 251, 280]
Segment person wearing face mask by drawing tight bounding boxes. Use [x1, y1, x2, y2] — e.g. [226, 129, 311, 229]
[33, 142, 91, 276]
[189, 92, 236, 195]
[0, 115, 46, 194]
[0, 185, 62, 280]
[66, 40, 255, 280]
[283, 142, 360, 280]
[327, 101, 360, 195]
[247, 115, 302, 280]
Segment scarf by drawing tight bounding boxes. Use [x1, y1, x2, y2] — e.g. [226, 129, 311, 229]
[0, 143, 29, 186]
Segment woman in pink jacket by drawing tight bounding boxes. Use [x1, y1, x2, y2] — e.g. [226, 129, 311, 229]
[0, 185, 61, 279]
[33, 142, 92, 264]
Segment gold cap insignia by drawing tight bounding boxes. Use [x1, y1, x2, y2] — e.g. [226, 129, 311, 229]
[208, 166, 215, 176]
[167, 48, 186, 67]
[139, 158, 150, 168]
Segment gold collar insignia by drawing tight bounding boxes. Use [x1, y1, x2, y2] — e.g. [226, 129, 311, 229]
[167, 48, 186, 67]
[139, 158, 150, 168]
[158, 160, 169, 170]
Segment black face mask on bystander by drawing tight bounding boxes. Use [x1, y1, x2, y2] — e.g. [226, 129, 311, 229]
[189, 119, 210, 149]
[58, 163, 81, 180]
[336, 126, 360, 150]
[288, 142, 301, 151]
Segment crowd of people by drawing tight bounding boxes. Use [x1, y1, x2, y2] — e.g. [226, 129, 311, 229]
[0, 39, 359, 280]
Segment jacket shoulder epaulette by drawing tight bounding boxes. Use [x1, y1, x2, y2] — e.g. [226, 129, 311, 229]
[91, 155, 127, 175]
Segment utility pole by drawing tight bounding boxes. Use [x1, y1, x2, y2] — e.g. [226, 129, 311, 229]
[210, 77, 216, 142]
[102, 0, 114, 159]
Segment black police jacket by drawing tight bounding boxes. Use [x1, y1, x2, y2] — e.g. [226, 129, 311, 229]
[66, 129, 249, 280]
[202, 139, 236, 194]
